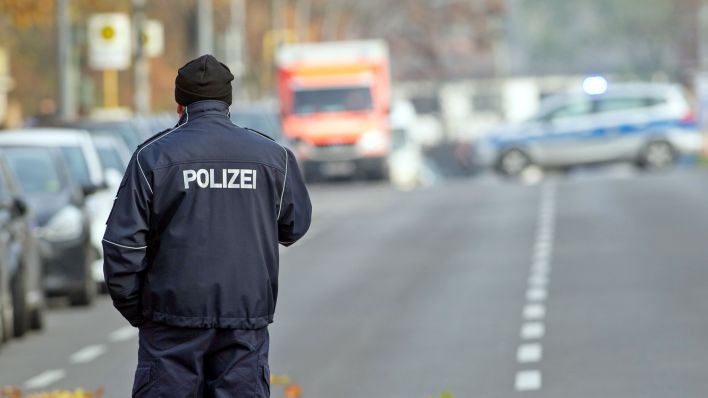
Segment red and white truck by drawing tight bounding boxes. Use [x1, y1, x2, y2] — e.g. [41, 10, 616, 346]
[276, 40, 391, 180]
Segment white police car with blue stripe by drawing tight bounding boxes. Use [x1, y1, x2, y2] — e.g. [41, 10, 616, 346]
[476, 82, 702, 176]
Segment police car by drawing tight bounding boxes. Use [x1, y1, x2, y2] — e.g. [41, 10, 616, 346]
[477, 82, 703, 176]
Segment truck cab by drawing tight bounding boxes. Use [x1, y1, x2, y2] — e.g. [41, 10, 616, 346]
[277, 40, 391, 180]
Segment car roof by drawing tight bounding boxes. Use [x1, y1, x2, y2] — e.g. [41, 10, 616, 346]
[535, 83, 685, 115]
[230, 100, 279, 114]
[0, 128, 93, 146]
[600, 82, 682, 97]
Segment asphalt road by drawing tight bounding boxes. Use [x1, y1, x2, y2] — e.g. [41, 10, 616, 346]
[1, 167, 708, 397]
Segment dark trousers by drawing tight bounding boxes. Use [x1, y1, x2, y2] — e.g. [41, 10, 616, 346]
[132, 321, 270, 398]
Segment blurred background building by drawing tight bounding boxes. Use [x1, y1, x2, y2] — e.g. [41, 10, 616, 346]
[0, 0, 704, 125]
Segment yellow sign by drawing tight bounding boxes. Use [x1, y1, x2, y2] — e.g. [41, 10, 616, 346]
[100, 26, 115, 41]
[88, 13, 131, 70]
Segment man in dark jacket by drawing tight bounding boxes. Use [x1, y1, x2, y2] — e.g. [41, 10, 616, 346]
[103, 54, 311, 397]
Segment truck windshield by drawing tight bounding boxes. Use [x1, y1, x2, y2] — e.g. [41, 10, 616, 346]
[293, 87, 373, 114]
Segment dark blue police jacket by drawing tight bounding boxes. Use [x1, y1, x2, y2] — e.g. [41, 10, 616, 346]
[102, 100, 312, 329]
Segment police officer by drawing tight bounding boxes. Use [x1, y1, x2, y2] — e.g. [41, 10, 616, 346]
[103, 54, 311, 397]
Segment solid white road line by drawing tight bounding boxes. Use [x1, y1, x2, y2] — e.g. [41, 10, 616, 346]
[108, 325, 139, 342]
[515, 370, 542, 391]
[523, 303, 546, 320]
[516, 343, 543, 363]
[69, 344, 107, 364]
[520, 322, 545, 340]
[24, 369, 66, 390]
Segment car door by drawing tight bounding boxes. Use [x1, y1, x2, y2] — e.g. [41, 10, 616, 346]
[533, 98, 598, 166]
[589, 96, 655, 161]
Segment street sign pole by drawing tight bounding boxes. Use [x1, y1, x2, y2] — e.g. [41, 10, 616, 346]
[133, 0, 150, 114]
[103, 69, 119, 109]
[88, 13, 132, 111]
[57, 0, 76, 120]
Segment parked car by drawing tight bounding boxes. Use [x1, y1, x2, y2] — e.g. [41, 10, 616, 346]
[0, 129, 114, 294]
[230, 102, 284, 143]
[476, 83, 702, 176]
[0, 158, 44, 340]
[71, 120, 145, 152]
[0, 145, 94, 306]
[91, 133, 130, 171]
[89, 133, 130, 189]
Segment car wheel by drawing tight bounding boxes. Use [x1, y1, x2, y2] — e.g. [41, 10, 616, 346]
[639, 141, 676, 170]
[497, 149, 532, 177]
[11, 272, 29, 338]
[69, 242, 96, 307]
[29, 304, 44, 331]
[0, 293, 4, 345]
[69, 271, 96, 307]
[0, 281, 14, 343]
[365, 163, 389, 181]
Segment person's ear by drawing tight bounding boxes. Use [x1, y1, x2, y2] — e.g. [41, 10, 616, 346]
[177, 104, 186, 116]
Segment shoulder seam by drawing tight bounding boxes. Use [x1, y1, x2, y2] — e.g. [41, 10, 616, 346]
[234, 122, 281, 147]
[136, 108, 190, 194]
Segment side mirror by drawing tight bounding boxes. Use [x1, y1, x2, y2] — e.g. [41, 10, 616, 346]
[104, 169, 123, 190]
[82, 183, 106, 197]
[12, 196, 28, 216]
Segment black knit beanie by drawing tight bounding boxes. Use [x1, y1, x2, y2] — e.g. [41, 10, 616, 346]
[175, 54, 234, 106]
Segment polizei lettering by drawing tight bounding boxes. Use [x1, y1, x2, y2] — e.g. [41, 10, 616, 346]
[183, 169, 257, 190]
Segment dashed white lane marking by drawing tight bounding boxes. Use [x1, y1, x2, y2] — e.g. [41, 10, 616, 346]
[515, 183, 556, 393]
[516, 343, 543, 363]
[23, 328, 134, 391]
[69, 344, 107, 364]
[528, 273, 549, 287]
[522, 303, 546, 320]
[108, 325, 139, 342]
[526, 287, 548, 302]
[515, 370, 542, 391]
[520, 322, 545, 340]
[24, 369, 66, 390]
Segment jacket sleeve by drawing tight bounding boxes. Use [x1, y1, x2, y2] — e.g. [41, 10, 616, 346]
[102, 153, 151, 327]
[278, 148, 312, 246]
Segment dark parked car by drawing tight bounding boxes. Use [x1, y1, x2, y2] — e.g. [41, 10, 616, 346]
[70, 120, 145, 151]
[0, 147, 95, 306]
[230, 102, 284, 143]
[0, 159, 44, 343]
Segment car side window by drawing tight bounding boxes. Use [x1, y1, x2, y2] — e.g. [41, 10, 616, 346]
[0, 163, 8, 196]
[597, 97, 650, 113]
[59, 146, 92, 188]
[546, 100, 593, 122]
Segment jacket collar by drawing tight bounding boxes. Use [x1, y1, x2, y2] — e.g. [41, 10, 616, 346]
[178, 100, 230, 125]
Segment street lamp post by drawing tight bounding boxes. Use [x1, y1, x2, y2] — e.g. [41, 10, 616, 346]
[226, 0, 247, 101]
[197, 0, 214, 55]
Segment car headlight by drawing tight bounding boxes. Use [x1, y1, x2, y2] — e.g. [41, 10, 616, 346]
[91, 219, 105, 255]
[39, 206, 84, 242]
[293, 138, 314, 160]
[357, 130, 390, 155]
